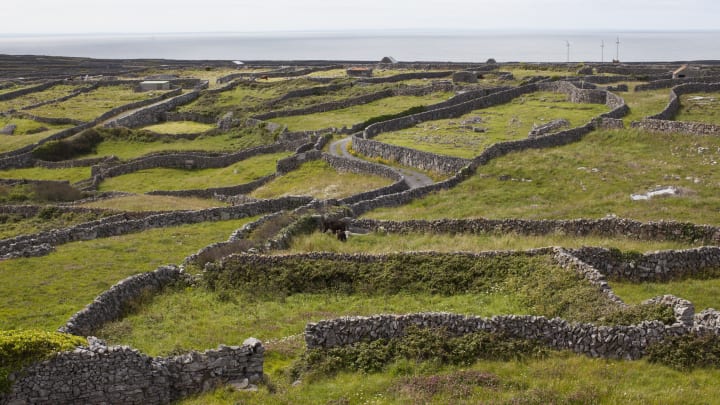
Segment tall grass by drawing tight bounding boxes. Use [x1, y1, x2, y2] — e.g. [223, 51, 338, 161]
[270, 93, 453, 132]
[365, 129, 720, 225]
[0, 166, 90, 183]
[282, 231, 701, 255]
[78, 194, 228, 211]
[250, 160, 393, 199]
[0, 217, 257, 331]
[375, 91, 609, 158]
[141, 121, 215, 134]
[676, 92, 720, 124]
[98, 151, 289, 193]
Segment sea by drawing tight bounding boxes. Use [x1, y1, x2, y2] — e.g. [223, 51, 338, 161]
[1, 30, 719, 63]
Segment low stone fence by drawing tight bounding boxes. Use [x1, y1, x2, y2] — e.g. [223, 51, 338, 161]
[0, 80, 62, 102]
[0, 196, 312, 259]
[20, 84, 99, 111]
[147, 174, 277, 199]
[348, 217, 720, 245]
[253, 89, 394, 121]
[267, 82, 350, 106]
[2, 337, 263, 405]
[635, 76, 720, 92]
[304, 312, 685, 360]
[357, 71, 453, 84]
[276, 149, 322, 174]
[362, 84, 539, 139]
[352, 136, 471, 175]
[0, 204, 110, 219]
[92, 143, 287, 184]
[216, 66, 340, 83]
[570, 246, 720, 282]
[631, 118, 720, 135]
[319, 153, 409, 204]
[539, 81, 608, 104]
[60, 265, 186, 335]
[164, 111, 216, 124]
[35, 155, 118, 169]
[104, 90, 201, 129]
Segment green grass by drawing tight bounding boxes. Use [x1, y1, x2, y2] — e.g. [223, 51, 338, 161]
[0, 209, 108, 240]
[0, 116, 72, 153]
[365, 129, 720, 225]
[270, 92, 453, 132]
[281, 231, 700, 255]
[0, 217, 258, 331]
[612, 278, 720, 312]
[250, 160, 394, 199]
[78, 194, 229, 211]
[30, 85, 164, 122]
[96, 288, 521, 356]
[0, 84, 85, 112]
[374, 92, 608, 158]
[676, 93, 720, 124]
[81, 129, 276, 160]
[180, 79, 321, 116]
[179, 352, 720, 405]
[98, 151, 290, 193]
[141, 121, 215, 134]
[621, 85, 672, 122]
[0, 166, 90, 183]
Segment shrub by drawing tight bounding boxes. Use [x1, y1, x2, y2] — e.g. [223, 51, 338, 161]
[647, 333, 720, 370]
[291, 327, 548, 380]
[0, 330, 86, 393]
[31, 182, 84, 202]
[356, 105, 426, 130]
[31, 128, 102, 161]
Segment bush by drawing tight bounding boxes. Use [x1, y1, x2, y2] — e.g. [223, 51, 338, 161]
[31, 128, 102, 161]
[291, 327, 548, 380]
[31, 182, 84, 202]
[0, 330, 86, 393]
[203, 253, 550, 297]
[356, 105, 426, 130]
[647, 333, 720, 370]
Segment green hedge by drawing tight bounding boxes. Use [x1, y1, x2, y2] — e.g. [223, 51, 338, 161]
[31, 128, 102, 161]
[0, 330, 86, 393]
[291, 326, 548, 380]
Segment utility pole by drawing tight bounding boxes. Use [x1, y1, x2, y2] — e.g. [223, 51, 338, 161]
[601, 40, 604, 63]
[615, 36, 620, 62]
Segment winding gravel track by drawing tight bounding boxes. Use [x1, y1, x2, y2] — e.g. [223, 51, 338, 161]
[329, 136, 434, 188]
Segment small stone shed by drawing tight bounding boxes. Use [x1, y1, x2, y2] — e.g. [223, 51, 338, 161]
[346, 67, 373, 78]
[139, 80, 171, 91]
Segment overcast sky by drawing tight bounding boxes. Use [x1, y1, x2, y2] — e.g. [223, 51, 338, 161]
[1, 0, 719, 35]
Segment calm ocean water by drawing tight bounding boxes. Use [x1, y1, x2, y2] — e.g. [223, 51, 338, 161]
[1, 31, 719, 62]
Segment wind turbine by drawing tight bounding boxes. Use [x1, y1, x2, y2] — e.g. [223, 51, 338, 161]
[566, 40, 571, 63]
[615, 36, 621, 62]
[601, 40, 605, 63]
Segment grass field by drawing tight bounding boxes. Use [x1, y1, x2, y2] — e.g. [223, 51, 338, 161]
[0, 209, 108, 240]
[612, 278, 720, 312]
[180, 352, 720, 405]
[98, 151, 290, 193]
[270, 92, 454, 131]
[78, 194, 228, 211]
[676, 92, 720, 124]
[30, 85, 164, 121]
[365, 129, 720, 225]
[141, 121, 215, 134]
[621, 86, 673, 122]
[250, 160, 394, 199]
[0, 166, 90, 183]
[374, 91, 608, 158]
[0, 117, 72, 153]
[0, 84, 84, 112]
[0, 217, 258, 331]
[81, 129, 276, 160]
[281, 231, 700, 255]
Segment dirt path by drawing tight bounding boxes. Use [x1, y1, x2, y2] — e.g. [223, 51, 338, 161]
[329, 137, 434, 188]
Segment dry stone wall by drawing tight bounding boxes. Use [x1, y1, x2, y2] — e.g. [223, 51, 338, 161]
[103, 90, 201, 129]
[348, 218, 720, 245]
[635, 76, 720, 91]
[1, 338, 263, 405]
[304, 312, 685, 360]
[0, 80, 62, 102]
[631, 82, 720, 133]
[147, 174, 277, 199]
[352, 137, 471, 175]
[91, 143, 287, 184]
[357, 71, 453, 84]
[253, 90, 394, 121]
[0, 197, 312, 259]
